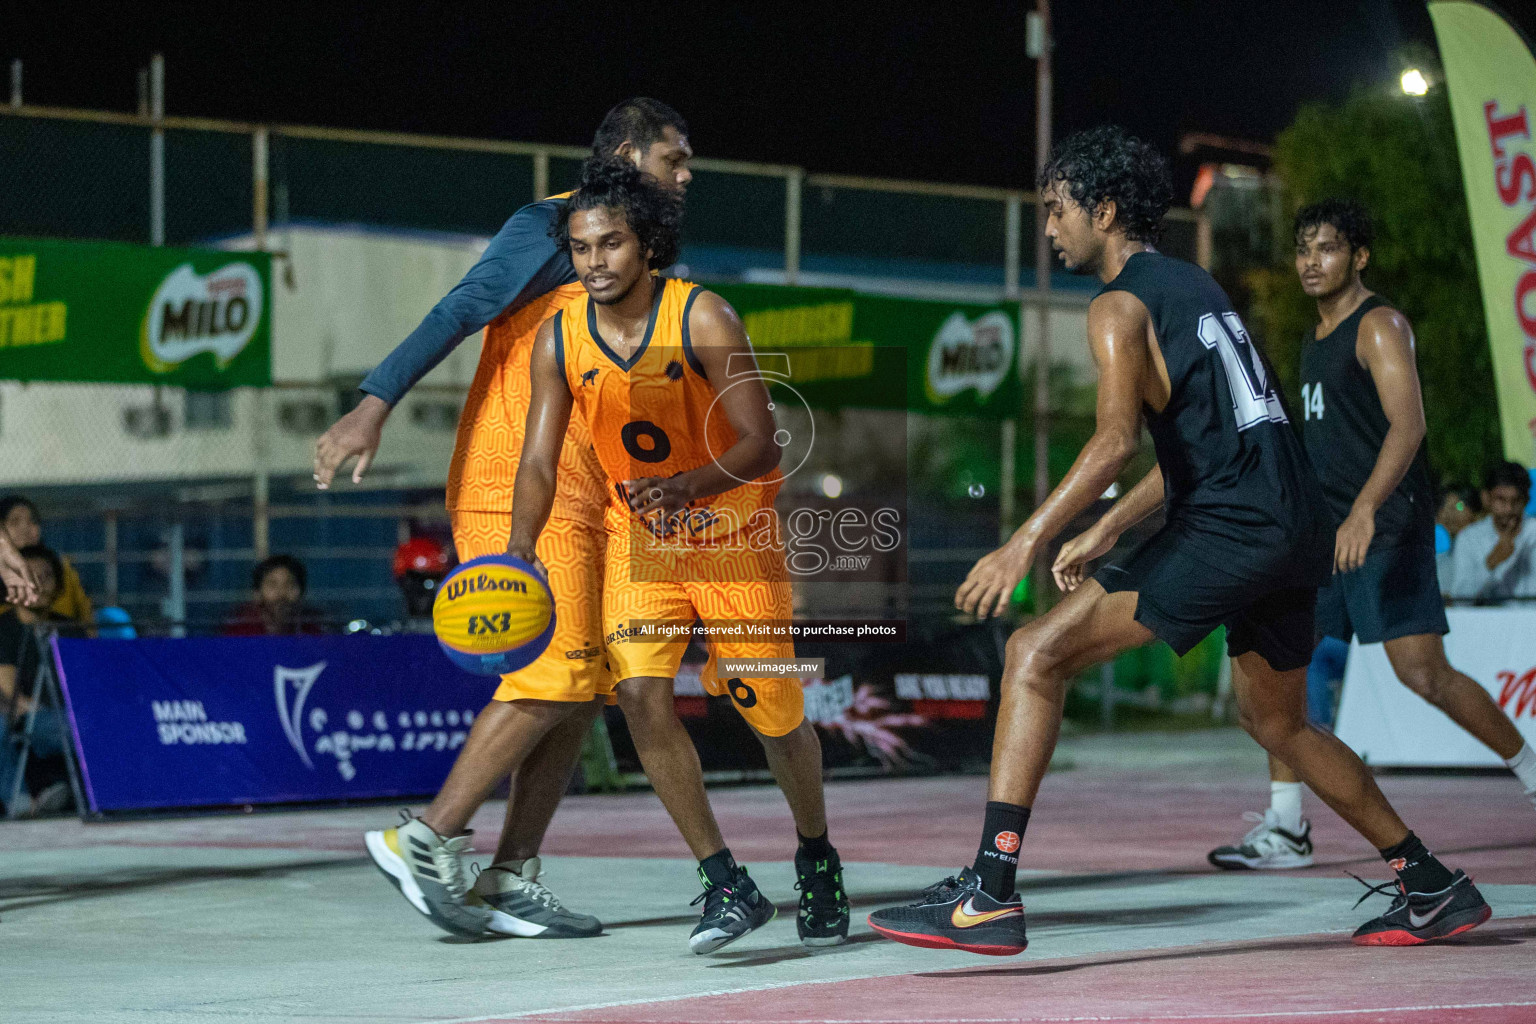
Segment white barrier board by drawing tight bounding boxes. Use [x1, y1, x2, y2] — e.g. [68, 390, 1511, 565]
[1335, 606, 1536, 767]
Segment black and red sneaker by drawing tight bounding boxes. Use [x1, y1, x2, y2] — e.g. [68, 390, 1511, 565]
[867, 868, 1026, 956]
[1350, 869, 1492, 946]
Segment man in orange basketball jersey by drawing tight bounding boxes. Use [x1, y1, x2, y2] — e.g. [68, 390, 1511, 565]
[508, 159, 850, 953]
[313, 100, 693, 940]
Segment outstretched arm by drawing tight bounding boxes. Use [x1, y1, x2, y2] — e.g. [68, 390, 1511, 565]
[1333, 306, 1427, 573]
[313, 200, 574, 488]
[957, 290, 1149, 617]
[506, 316, 574, 571]
[625, 291, 781, 524]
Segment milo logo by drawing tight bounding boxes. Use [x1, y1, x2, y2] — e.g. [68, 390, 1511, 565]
[442, 572, 529, 603]
[141, 262, 264, 373]
[925, 310, 1014, 404]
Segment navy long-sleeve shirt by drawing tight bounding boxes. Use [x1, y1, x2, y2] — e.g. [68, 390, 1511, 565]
[358, 197, 577, 406]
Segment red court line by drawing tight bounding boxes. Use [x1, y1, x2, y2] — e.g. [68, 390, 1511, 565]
[488, 916, 1536, 1024]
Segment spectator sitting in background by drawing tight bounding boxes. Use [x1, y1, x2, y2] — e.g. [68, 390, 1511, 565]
[222, 554, 328, 636]
[1435, 485, 1481, 594]
[0, 496, 93, 628]
[1446, 461, 1536, 602]
[0, 544, 81, 816]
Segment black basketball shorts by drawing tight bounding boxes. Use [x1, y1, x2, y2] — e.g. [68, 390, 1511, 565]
[1314, 536, 1448, 645]
[1094, 525, 1321, 672]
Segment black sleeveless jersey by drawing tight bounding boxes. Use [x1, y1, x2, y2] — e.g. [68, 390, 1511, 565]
[1098, 252, 1330, 578]
[1298, 295, 1435, 545]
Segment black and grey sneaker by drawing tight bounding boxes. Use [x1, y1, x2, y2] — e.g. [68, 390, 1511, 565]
[688, 864, 776, 954]
[364, 811, 491, 939]
[867, 868, 1026, 956]
[470, 857, 602, 938]
[794, 848, 850, 946]
[1350, 869, 1492, 945]
[1208, 810, 1314, 870]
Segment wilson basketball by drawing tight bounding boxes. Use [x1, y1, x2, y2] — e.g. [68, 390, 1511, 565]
[432, 554, 556, 676]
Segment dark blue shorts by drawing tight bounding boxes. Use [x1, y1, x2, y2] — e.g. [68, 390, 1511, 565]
[1315, 538, 1448, 645]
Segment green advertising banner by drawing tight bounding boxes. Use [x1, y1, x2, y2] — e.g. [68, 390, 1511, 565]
[0, 237, 271, 389]
[712, 283, 1021, 419]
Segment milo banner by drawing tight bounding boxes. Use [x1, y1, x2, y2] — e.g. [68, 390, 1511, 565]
[1430, 1, 1536, 464]
[0, 237, 271, 388]
[712, 283, 1021, 418]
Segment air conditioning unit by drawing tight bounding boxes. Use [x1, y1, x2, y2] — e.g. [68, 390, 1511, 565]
[123, 403, 173, 439]
[409, 401, 460, 432]
[278, 399, 330, 434]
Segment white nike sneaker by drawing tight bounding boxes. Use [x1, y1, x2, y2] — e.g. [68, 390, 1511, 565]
[1208, 809, 1314, 870]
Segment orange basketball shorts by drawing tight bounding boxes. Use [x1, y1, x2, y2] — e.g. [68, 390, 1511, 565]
[450, 511, 613, 703]
[603, 521, 802, 736]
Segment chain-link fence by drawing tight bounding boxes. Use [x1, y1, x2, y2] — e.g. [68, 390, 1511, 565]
[0, 103, 1221, 719]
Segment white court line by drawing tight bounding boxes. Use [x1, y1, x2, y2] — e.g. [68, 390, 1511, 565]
[432, 980, 823, 1024]
[434, 997, 1536, 1023]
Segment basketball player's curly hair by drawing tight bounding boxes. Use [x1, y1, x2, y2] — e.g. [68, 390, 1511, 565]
[1294, 198, 1373, 252]
[553, 157, 683, 270]
[1038, 125, 1173, 244]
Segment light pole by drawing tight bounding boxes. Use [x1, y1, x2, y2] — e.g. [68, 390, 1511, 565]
[1029, 1, 1053, 603]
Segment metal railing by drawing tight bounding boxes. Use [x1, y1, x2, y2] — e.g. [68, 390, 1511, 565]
[0, 102, 1206, 299]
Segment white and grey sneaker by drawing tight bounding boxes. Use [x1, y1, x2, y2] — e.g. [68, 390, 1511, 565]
[1208, 809, 1314, 870]
[470, 857, 602, 938]
[365, 811, 491, 938]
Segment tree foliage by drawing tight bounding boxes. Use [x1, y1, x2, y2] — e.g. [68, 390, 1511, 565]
[1246, 83, 1497, 487]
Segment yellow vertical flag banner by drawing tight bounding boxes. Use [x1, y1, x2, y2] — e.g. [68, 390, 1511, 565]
[1430, 1, 1536, 466]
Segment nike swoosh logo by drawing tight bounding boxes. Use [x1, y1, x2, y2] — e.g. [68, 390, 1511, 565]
[951, 897, 1023, 929]
[1408, 895, 1455, 929]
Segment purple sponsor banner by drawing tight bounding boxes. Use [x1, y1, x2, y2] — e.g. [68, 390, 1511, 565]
[53, 634, 495, 813]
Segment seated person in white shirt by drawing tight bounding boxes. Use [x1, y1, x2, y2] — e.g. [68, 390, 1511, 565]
[1447, 460, 1536, 602]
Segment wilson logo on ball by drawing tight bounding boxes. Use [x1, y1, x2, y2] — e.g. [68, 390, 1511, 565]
[433, 554, 556, 676]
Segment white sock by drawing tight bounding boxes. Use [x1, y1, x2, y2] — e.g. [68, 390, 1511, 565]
[1269, 781, 1304, 834]
[1504, 743, 1536, 798]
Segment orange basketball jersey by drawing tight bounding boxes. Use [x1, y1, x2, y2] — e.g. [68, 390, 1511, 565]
[554, 278, 782, 543]
[445, 194, 609, 525]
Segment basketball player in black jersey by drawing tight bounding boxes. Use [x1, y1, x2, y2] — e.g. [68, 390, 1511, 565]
[1208, 200, 1536, 871]
[868, 128, 1489, 955]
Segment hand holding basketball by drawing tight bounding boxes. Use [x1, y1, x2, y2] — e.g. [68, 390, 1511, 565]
[433, 554, 557, 676]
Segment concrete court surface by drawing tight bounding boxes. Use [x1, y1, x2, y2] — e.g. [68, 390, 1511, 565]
[2, 728, 1533, 1024]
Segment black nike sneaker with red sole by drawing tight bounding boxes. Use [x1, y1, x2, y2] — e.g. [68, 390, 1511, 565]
[867, 868, 1026, 956]
[1350, 869, 1492, 946]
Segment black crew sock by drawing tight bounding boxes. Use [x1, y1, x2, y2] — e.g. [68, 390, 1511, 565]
[797, 830, 834, 861]
[698, 847, 739, 888]
[1379, 831, 1455, 894]
[972, 801, 1030, 900]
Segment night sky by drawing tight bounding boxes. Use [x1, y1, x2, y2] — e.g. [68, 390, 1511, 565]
[11, 1, 1536, 191]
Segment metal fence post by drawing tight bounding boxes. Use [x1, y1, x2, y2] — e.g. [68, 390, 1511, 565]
[1004, 195, 1022, 300]
[165, 519, 186, 636]
[533, 149, 549, 201]
[149, 54, 165, 247]
[253, 128, 269, 251]
[8, 60, 20, 108]
[784, 169, 803, 285]
[104, 511, 119, 607]
[999, 418, 1017, 542]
